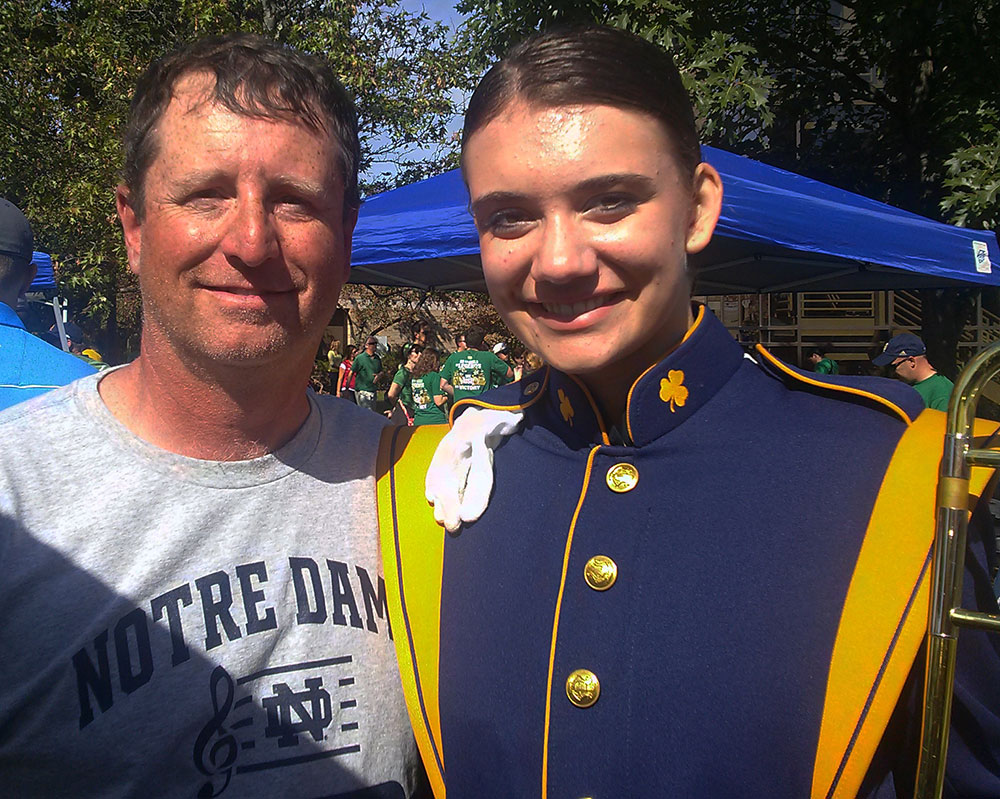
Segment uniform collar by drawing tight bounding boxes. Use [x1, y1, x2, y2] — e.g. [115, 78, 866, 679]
[0, 301, 25, 330]
[524, 305, 745, 448]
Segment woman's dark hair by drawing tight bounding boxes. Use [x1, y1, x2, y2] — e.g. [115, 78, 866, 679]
[462, 25, 700, 180]
[122, 33, 360, 219]
[411, 348, 441, 378]
[345, 344, 358, 358]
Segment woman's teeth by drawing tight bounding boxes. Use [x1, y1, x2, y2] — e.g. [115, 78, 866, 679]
[542, 297, 606, 316]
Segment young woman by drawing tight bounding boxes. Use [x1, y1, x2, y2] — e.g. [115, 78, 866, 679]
[380, 25, 999, 799]
[408, 348, 448, 426]
[387, 344, 423, 423]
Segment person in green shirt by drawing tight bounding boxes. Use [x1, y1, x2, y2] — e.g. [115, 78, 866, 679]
[387, 344, 422, 420]
[351, 336, 383, 411]
[491, 341, 514, 385]
[872, 332, 955, 411]
[440, 328, 513, 402]
[409, 348, 449, 426]
[806, 344, 839, 375]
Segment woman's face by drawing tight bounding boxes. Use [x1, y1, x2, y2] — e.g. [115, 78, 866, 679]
[463, 100, 721, 384]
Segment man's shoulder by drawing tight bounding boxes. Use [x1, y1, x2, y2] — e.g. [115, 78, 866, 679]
[0, 374, 97, 435]
[312, 393, 389, 440]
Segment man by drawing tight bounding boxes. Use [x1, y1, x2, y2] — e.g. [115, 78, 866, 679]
[439, 327, 512, 401]
[352, 336, 384, 410]
[0, 35, 421, 797]
[491, 341, 513, 385]
[874, 332, 955, 411]
[378, 25, 1000, 798]
[807, 343, 839, 375]
[0, 199, 94, 410]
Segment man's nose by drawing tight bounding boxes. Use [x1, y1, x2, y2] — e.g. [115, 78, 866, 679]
[221, 197, 279, 268]
[531, 215, 597, 284]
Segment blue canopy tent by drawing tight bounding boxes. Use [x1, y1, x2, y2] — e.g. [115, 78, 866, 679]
[29, 251, 56, 290]
[350, 146, 1000, 293]
[26, 251, 71, 351]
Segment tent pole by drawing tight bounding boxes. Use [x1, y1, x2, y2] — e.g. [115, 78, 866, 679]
[52, 296, 69, 352]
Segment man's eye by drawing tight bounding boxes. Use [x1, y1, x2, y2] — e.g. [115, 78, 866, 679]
[184, 189, 227, 207]
[274, 196, 316, 216]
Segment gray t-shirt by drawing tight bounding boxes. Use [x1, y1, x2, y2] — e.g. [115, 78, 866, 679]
[0, 371, 420, 798]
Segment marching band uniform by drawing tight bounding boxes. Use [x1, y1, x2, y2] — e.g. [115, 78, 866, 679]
[377, 306, 1000, 798]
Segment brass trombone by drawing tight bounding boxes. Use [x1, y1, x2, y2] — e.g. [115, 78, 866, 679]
[915, 342, 1000, 798]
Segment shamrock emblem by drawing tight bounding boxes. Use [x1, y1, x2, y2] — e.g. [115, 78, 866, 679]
[558, 388, 575, 426]
[659, 370, 688, 412]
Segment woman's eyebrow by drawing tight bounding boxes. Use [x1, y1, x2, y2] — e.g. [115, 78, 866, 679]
[574, 173, 656, 194]
[470, 191, 525, 216]
[470, 173, 656, 214]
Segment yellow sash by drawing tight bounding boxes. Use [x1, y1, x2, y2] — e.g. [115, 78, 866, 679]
[812, 410, 997, 798]
[377, 424, 450, 799]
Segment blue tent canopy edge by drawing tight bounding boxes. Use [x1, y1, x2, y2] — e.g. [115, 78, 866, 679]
[350, 145, 1000, 294]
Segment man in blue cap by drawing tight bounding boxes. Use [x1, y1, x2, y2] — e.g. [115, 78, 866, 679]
[873, 332, 955, 411]
[0, 198, 94, 411]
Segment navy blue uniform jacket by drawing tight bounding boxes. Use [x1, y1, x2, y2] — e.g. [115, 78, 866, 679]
[377, 307, 1000, 798]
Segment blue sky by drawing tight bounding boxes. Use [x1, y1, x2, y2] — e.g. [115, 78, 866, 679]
[399, 0, 465, 28]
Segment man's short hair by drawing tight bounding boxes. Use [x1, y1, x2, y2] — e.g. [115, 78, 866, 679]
[465, 328, 486, 350]
[122, 33, 361, 220]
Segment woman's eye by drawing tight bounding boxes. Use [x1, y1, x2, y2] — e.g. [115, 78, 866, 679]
[482, 210, 534, 237]
[585, 194, 637, 218]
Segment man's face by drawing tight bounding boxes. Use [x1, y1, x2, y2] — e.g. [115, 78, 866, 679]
[117, 73, 357, 369]
[893, 356, 917, 383]
[463, 100, 721, 383]
[365, 341, 377, 357]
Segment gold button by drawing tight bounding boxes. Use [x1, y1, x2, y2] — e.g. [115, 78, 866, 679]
[584, 555, 618, 591]
[606, 462, 638, 493]
[565, 669, 601, 708]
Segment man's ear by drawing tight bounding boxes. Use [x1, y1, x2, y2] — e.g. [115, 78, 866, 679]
[18, 261, 38, 300]
[686, 162, 723, 255]
[116, 185, 142, 275]
[339, 204, 359, 280]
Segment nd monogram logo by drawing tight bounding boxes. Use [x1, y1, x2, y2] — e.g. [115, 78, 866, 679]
[193, 656, 359, 797]
[262, 677, 333, 747]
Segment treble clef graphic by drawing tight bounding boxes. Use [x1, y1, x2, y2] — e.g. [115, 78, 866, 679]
[193, 666, 239, 798]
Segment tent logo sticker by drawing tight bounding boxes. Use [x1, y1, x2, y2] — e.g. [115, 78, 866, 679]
[974, 241, 992, 274]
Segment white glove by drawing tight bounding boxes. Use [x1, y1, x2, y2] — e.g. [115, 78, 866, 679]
[425, 407, 524, 532]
